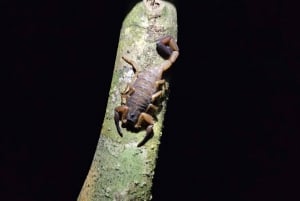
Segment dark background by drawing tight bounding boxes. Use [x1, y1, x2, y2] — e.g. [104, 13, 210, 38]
[3, 0, 300, 200]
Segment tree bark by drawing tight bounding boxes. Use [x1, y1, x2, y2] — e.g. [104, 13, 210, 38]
[77, 1, 177, 200]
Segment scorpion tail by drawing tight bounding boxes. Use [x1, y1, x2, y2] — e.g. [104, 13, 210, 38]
[157, 42, 173, 60]
[156, 35, 179, 60]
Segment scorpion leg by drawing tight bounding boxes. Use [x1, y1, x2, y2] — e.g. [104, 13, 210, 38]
[135, 112, 154, 147]
[121, 85, 135, 105]
[151, 79, 167, 102]
[122, 84, 135, 95]
[114, 105, 129, 137]
[156, 79, 165, 85]
[145, 103, 159, 114]
[151, 90, 163, 102]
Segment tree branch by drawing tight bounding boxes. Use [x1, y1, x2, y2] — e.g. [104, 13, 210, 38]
[77, 1, 177, 200]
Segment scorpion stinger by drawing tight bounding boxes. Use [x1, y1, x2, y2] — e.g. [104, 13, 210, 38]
[114, 35, 179, 147]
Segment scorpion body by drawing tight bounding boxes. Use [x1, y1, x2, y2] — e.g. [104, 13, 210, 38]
[114, 36, 179, 147]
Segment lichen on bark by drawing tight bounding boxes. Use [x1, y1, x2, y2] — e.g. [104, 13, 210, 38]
[77, 1, 177, 200]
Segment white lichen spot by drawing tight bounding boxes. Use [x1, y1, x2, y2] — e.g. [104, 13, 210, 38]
[124, 68, 134, 78]
[115, 163, 121, 171]
[106, 187, 111, 193]
[104, 187, 111, 198]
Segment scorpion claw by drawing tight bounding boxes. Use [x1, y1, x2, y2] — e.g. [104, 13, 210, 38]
[134, 124, 141, 129]
[137, 125, 154, 147]
[114, 110, 123, 137]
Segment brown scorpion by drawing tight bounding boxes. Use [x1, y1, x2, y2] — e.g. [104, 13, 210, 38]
[114, 36, 179, 147]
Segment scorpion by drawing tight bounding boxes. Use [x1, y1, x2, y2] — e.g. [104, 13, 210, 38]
[114, 35, 179, 147]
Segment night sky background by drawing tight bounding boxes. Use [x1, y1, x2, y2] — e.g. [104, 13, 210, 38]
[3, 0, 300, 200]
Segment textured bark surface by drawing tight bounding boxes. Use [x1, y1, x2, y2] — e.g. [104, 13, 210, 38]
[77, 1, 177, 200]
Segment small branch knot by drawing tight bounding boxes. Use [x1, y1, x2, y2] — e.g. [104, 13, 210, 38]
[143, 0, 164, 12]
[148, 0, 160, 7]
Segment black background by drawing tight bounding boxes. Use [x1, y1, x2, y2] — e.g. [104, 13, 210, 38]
[3, 0, 300, 200]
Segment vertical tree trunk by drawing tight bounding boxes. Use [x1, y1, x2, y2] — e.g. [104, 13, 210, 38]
[77, 1, 178, 200]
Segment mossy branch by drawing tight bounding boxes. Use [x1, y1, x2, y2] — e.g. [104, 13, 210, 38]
[77, 1, 177, 200]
